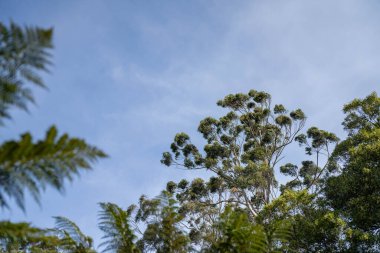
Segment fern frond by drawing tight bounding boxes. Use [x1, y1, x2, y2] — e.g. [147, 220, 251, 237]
[0, 21, 53, 123]
[0, 126, 107, 210]
[98, 202, 139, 253]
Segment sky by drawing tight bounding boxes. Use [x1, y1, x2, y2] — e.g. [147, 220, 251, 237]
[1, 0, 380, 247]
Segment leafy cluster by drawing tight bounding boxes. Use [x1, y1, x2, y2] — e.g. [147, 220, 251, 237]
[0, 22, 106, 253]
[0, 22, 52, 122]
[10, 90, 372, 253]
[0, 126, 106, 210]
[325, 92, 380, 251]
[162, 90, 306, 218]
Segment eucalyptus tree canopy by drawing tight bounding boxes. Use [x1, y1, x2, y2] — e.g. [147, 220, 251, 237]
[162, 90, 306, 217]
[160, 90, 349, 251]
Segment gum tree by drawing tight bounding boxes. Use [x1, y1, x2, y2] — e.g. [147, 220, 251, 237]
[162, 90, 306, 217]
[161, 90, 307, 249]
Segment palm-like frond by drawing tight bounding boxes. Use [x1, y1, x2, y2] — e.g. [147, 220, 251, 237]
[98, 202, 139, 253]
[0, 221, 43, 249]
[0, 22, 53, 122]
[263, 220, 292, 253]
[0, 221, 61, 252]
[54, 216, 95, 252]
[0, 126, 107, 210]
[208, 207, 291, 253]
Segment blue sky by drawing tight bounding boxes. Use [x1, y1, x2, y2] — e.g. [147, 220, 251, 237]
[1, 0, 380, 247]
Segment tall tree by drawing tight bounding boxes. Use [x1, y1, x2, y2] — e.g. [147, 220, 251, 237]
[161, 90, 306, 248]
[162, 90, 306, 217]
[325, 92, 380, 251]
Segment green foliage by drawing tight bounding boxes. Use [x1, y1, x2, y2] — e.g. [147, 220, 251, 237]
[54, 216, 95, 253]
[0, 21, 106, 212]
[0, 221, 60, 252]
[135, 191, 190, 253]
[342, 92, 380, 134]
[165, 177, 228, 248]
[98, 202, 139, 253]
[258, 190, 347, 252]
[0, 21, 105, 253]
[0, 22, 53, 122]
[3, 90, 378, 253]
[1, 29, 379, 253]
[0, 126, 106, 210]
[162, 90, 306, 219]
[280, 127, 339, 193]
[208, 207, 290, 253]
[325, 92, 380, 251]
[0, 218, 96, 253]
